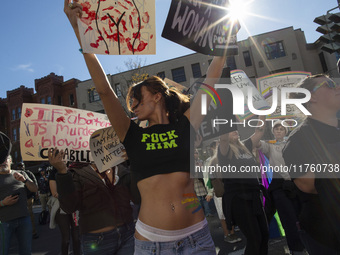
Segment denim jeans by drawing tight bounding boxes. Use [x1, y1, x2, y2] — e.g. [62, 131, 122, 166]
[0, 215, 32, 255]
[82, 221, 135, 255]
[134, 224, 215, 255]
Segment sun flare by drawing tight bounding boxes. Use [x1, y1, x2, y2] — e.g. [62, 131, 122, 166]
[228, 0, 251, 22]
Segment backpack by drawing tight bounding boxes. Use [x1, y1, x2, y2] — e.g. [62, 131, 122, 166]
[39, 210, 49, 225]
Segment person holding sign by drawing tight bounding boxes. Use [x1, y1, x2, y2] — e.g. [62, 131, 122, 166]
[218, 128, 269, 255]
[63, 0, 229, 253]
[49, 149, 137, 255]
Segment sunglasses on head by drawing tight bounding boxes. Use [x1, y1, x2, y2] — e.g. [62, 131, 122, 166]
[312, 79, 339, 92]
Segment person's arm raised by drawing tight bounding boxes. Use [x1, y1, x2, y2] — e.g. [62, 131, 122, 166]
[250, 115, 266, 149]
[185, 56, 226, 131]
[64, 0, 130, 141]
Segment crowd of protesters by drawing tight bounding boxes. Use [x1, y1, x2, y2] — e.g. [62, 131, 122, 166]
[0, 0, 340, 254]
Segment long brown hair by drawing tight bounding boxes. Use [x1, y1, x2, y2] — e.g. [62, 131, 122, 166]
[126, 76, 190, 123]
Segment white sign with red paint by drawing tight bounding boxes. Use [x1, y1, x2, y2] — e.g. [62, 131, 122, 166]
[20, 103, 111, 162]
[77, 0, 156, 55]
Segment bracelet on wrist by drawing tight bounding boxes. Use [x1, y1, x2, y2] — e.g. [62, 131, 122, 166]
[79, 48, 83, 54]
[23, 179, 28, 184]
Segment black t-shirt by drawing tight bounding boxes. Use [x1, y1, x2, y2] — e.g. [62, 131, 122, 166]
[217, 138, 261, 194]
[283, 118, 340, 249]
[122, 115, 195, 182]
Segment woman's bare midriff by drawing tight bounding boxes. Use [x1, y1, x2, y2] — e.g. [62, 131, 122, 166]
[134, 172, 205, 241]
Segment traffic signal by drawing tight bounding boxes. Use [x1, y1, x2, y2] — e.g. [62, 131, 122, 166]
[314, 12, 340, 53]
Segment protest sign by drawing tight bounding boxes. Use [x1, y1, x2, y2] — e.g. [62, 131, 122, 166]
[162, 0, 240, 56]
[256, 71, 311, 119]
[89, 127, 126, 173]
[188, 67, 237, 141]
[20, 103, 111, 162]
[77, 0, 156, 55]
[230, 70, 269, 121]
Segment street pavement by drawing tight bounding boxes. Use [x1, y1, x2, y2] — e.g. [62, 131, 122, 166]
[8, 205, 290, 255]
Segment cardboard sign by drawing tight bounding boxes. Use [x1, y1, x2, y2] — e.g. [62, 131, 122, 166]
[162, 0, 240, 56]
[77, 0, 156, 55]
[256, 71, 311, 119]
[20, 103, 111, 162]
[89, 126, 126, 173]
[188, 67, 237, 141]
[230, 70, 269, 121]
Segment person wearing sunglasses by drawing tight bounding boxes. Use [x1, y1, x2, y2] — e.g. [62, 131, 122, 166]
[283, 74, 340, 255]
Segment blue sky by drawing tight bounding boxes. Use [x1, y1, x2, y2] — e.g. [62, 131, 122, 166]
[0, 0, 336, 99]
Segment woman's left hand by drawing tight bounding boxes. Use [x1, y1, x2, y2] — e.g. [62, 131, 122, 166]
[48, 148, 67, 174]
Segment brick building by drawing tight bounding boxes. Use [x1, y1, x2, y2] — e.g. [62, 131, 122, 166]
[2, 73, 79, 172]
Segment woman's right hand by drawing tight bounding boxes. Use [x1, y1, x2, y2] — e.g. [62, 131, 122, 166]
[64, 0, 83, 32]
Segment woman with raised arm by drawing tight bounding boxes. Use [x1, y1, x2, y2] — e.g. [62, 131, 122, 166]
[64, 0, 227, 253]
[218, 126, 269, 255]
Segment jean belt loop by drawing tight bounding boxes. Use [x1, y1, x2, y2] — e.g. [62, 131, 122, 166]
[188, 234, 195, 248]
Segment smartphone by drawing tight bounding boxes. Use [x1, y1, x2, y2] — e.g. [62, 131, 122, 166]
[12, 192, 20, 197]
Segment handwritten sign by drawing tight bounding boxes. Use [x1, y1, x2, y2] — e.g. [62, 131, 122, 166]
[20, 103, 111, 162]
[162, 0, 240, 56]
[77, 0, 156, 55]
[231, 70, 269, 121]
[89, 127, 126, 173]
[256, 71, 311, 119]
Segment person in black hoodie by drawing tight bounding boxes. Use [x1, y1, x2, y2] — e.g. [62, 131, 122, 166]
[48, 148, 139, 255]
[218, 130, 268, 255]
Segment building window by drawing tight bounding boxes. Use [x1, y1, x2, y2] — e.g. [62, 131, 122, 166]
[243, 51, 252, 67]
[58, 96, 63, 105]
[13, 128, 17, 141]
[47, 96, 52, 105]
[171, 67, 186, 83]
[226, 56, 237, 71]
[157, 71, 165, 80]
[292, 53, 297, 60]
[319, 52, 328, 73]
[88, 89, 100, 103]
[269, 67, 291, 74]
[115, 84, 122, 97]
[259, 61, 264, 68]
[264, 41, 286, 60]
[12, 109, 16, 120]
[191, 63, 202, 78]
[41, 98, 45, 104]
[69, 94, 75, 106]
[17, 107, 21, 119]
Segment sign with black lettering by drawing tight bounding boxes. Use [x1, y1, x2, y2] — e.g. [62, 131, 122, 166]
[189, 67, 237, 141]
[90, 127, 126, 173]
[162, 0, 240, 56]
